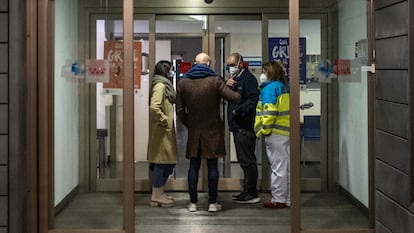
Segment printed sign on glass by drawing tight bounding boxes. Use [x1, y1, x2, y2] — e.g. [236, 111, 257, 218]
[268, 37, 307, 84]
[103, 41, 142, 89]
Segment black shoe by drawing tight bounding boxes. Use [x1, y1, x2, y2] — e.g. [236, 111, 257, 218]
[233, 193, 261, 204]
[232, 192, 247, 200]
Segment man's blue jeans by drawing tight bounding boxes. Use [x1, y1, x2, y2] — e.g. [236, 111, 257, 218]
[188, 157, 218, 204]
[152, 164, 175, 188]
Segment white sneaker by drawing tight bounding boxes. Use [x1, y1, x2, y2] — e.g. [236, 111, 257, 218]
[187, 202, 198, 212]
[208, 202, 222, 212]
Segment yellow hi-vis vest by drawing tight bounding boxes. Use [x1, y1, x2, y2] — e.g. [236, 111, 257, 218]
[254, 93, 290, 137]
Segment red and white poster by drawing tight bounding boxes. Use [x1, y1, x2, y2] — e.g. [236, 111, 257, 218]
[103, 41, 142, 89]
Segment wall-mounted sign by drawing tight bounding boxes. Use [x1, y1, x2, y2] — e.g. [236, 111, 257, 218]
[268, 37, 307, 84]
[86, 59, 109, 83]
[103, 41, 142, 89]
[244, 56, 262, 67]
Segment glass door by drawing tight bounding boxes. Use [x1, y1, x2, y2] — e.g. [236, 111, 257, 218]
[38, 0, 135, 231]
[212, 15, 264, 191]
[92, 17, 152, 192]
[153, 15, 205, 191]
[296, 0, 374, 231]
[267, 17, 324, 192]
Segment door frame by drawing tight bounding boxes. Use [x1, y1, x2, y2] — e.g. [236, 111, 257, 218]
[30, 1, 376, 232]
[36, 0, 136, 232]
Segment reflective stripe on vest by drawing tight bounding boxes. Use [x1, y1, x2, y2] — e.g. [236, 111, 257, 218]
[254, 102, 264, 137]
[274, 93, 290, 136]
[254, 92, 290, 137]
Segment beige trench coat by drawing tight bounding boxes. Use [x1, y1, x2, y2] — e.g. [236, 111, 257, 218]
[147, 82, 178, 164]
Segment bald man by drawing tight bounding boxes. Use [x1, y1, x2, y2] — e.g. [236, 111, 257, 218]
[176, 52, 240, 212]
[194, 52, 212, 66]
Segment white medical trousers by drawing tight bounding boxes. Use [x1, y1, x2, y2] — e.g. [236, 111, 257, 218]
[264, 133, 290, 205]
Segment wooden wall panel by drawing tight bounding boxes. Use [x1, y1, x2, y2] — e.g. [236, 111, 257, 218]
[376, 161, 410, 207]
[0, 105, 7, 134]
[0, 228, 6, 233]
[375, 100, 408, 138]
[0, 136, 6, 165]
[375, 221, 392, 233]
[0, 75, 7, 103]
[0, 0, 6, 11]
[375, 70, 408, 104]
[0, 167, 7, 195]
[375, 1, 407, 39]
[376, 36, 408, 70]
[0, 197, 7, 226]
[375, 0, 404, 10]
[375, 1, 413, 232]
[375, 130, 409, 173]
[376, 192, 413, 233]
[0, 45, 7, 73]
[0, 14, 7, 42]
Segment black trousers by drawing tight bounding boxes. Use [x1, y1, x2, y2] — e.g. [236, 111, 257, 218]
[233, 129, 258, 195]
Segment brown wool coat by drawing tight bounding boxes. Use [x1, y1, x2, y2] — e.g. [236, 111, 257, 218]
[176, 76, 241, 159]
[147, 82, 178, 164]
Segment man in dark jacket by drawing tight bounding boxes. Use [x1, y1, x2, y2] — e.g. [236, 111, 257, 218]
[176, 52, 240, 212]
[226, 52, 260, 204]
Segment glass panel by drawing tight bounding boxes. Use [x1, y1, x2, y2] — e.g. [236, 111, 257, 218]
[94, 19, 149, 184]
[297, 0, 369, 230]
[214, 18, 262, 186]
[53, 1, 127, 229]
[154, 16, 203, 189]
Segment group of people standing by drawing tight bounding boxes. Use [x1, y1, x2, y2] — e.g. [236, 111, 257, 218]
[147, 52, 291, 212]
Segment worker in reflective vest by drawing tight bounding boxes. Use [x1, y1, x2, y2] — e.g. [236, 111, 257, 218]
[254, 61, 291, 209]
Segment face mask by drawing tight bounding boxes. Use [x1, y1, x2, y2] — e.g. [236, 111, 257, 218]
[259, 73, 267, 83]
[169, 70, 175, 78]
[229, 66, 239, 76]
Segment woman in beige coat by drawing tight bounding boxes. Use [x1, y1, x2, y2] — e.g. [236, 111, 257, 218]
[147, 60, 178, 207]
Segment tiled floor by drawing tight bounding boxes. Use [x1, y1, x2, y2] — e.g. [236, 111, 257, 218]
[55, 191, 369, 233]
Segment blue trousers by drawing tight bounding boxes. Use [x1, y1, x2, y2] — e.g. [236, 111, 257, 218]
[152, 163, 175, 188]
[188, 157, 218, 204]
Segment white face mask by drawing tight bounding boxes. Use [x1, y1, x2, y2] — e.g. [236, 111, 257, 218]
[169, 70, 175, 78]
[229, 66, 239, 76]
[259, 73, 267, 83]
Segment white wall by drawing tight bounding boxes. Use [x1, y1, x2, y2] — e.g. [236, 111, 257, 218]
[54, 0, 79, 206]
[337, 0, 368, 207]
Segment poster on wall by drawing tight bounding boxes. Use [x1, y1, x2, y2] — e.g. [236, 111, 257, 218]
[103, 41, 142, 89]
[268, 37, 307, 84]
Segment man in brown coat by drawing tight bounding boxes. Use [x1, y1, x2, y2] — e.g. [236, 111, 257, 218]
[176, 52, 240, 212]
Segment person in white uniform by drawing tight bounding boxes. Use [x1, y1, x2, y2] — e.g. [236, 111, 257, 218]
[254, 61, 290, 208]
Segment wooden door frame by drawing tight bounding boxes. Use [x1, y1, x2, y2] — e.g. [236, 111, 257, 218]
[29, 1, 376, 232]
[290, 0, 376, 232]
[36, 0, 135, 232]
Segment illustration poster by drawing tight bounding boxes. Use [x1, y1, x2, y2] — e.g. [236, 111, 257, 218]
[103, 41, 142, 89]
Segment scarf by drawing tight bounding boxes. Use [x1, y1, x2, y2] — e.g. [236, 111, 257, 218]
[152, 74, 176, 103]
[184, 64, 216, 79]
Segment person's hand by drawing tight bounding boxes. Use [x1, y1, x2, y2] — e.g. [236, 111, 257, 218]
[226, 78, 236, 87]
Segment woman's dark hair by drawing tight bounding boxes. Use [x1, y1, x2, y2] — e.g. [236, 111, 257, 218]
[154, 60, 172, 78]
